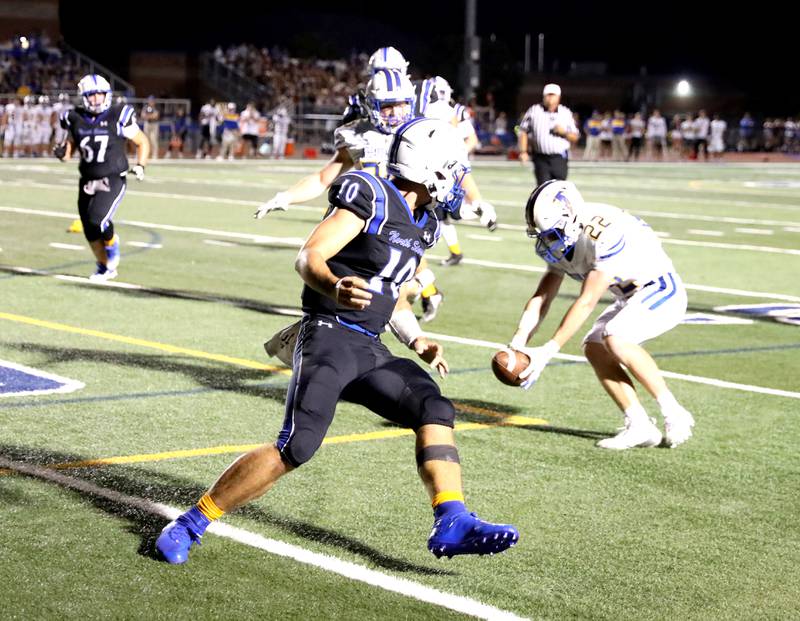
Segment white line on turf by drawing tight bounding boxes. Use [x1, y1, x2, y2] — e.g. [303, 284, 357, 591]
[467, 234, 503, 242]
[4, 205, 800, 302]
[734, 228, 773, 235]
[424, 332, 800, 400]
[203, 239, 237, 247]
[126, 241, 163, 249]
[49, 242, 85, 250]
[0, 457, 527, 621]
[687, 230, 725, 237]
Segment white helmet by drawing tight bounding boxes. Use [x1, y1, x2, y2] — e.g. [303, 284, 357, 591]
[77, 74, 112, 114]
[38, 95, 49, 105]
[432, 76, 453, 103]
[524, 180, 586, 263]
[367, 46, 409, 74]
[387, 118, 471, 213]
[365, 69, 415, 133]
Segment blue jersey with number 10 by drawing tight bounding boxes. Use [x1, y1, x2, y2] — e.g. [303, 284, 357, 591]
[301, 171, 440, 335]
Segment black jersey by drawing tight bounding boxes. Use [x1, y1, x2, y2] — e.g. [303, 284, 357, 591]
[60, 104, 138, 179]
[302, 171, 440, 335]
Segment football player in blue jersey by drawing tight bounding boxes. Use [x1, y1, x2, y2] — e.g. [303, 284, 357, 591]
[55, 74, 149, 281]
[157, 118, 519, 564]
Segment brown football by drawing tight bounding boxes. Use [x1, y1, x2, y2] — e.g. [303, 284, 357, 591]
[491, 348, 531, 386]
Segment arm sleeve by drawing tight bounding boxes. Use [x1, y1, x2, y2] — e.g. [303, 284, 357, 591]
[118, 105, 141, 139]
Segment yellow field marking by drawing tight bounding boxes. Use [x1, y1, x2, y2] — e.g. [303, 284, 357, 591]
[0, 311, 290, 375]
[0, 310, 548, 476]
[0, 415, 547, 476]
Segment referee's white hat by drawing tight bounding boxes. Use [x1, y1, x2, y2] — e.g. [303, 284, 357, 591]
[543, 83, 561, 96]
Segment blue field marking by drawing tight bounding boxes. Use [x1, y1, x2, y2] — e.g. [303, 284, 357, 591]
[0, 360, 85, 398]
[0, 379, 290, 409]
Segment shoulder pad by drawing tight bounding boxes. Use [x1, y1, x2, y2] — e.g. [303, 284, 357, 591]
[328, 171, 388, 230]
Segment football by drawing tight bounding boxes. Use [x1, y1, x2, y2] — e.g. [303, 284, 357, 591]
[491, 348, 531, 386]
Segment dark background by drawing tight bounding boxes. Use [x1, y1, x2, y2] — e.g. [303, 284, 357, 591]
[58, 0, 799, 115]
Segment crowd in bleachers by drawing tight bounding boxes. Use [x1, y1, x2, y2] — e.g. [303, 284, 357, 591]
[212, 44, 365, 113]
[0, 32, 87, 94]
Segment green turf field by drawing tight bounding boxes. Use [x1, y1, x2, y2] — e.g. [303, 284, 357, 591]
[1, 158, 799, 620]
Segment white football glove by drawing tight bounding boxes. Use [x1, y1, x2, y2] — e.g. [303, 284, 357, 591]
[476, 201, 498, 231]
[130, 164, 145, 181]
[513, 339, 560, 390]
[254, 191, 291, 219]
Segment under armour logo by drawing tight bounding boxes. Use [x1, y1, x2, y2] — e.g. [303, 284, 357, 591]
[100, 121, 108, 127]
[317, 320, 333, 328]
[423, 231, 431, 243]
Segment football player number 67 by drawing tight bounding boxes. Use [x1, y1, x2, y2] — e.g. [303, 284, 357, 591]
[79, 135, 109, 163]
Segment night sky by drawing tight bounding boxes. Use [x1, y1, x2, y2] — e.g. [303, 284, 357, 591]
[58, 1, 798, 114]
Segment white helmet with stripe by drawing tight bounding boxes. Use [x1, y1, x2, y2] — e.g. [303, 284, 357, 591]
[387, 118, 470, 214]
[525, 180, 586, 263]
[367, 46, 409, 74]
[364, 69, 415, 133]
[77, 74, 112, 114]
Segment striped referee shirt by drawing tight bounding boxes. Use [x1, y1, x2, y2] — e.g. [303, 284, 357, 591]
[519, 103, 579, 155]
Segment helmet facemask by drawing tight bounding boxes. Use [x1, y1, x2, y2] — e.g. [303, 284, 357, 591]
[365, 69, 415, 134]
[78, 74, 112, 115]
[525, 182, 584, 264]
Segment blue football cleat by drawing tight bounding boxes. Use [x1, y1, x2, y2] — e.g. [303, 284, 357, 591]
[428, 511, 519, 558]
[156, 514, 205, 564]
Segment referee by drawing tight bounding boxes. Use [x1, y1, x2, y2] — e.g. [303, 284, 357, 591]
[518, 83, 579, 185]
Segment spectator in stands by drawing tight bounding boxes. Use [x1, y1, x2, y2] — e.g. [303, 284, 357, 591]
[646, 109, 667, 160]
[599, 111, 613, 160]
[611, 110, 627, 160]
[197, 98, 219, 159]
[627, 112, 645, 161]
[670, 115, 683, 160]
[140, 95, 160, 159]
[582, 110, 602, 161]
[680, 114, 695, 159]
[784, 117, 797, 153]
[218, 102, 240, 161]
[168, 107, 189, 158]
[239, 101, 261, 158]
[271, 101, 291, 159]
[693, 109, 710, 160]
[708, 114, 727, 160]
[738, 112, 755, 151]
[762, 118, 776, 151]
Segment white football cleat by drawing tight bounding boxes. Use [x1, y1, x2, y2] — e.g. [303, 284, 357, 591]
[89, 263, 118, 283]
[421, 291, 444, 323]
[596, 416, 663, 450]
[663, 407, 695, 448]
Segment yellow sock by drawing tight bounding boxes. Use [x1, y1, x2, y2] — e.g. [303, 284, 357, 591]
[448, 243, 462, 256]
[421, 284, 438, 298]
[431, 490, 465, 508]
[104, 234, 117, 247]
[196, 493, 225, 521]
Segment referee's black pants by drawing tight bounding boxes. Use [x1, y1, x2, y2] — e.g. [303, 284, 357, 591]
[532, 153, 568, 187]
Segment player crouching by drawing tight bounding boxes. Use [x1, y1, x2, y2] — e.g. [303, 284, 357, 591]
[507, 180, 695, 449]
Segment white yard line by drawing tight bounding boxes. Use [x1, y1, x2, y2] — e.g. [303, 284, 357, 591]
[424, 333, 800, 400]
[5, 205, 800, 303]
[734, 228, 773, 235]
[126, 242, 163, 249]
[687, 229, 724, 237]
[0, 457, 526, 621]
[49, 242, 85, 250]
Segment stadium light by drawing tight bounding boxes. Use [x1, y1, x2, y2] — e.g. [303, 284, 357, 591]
[676, 79, 691, 97]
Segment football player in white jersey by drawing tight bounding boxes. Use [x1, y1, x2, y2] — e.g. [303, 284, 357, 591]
[416, 75, 489, 266]
[35, 95, 53, 157]
[255, 69, 448, 322]
[506, 180, 695, 450]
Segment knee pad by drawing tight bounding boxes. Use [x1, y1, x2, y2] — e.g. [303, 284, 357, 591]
[82, 220, 102, 242]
